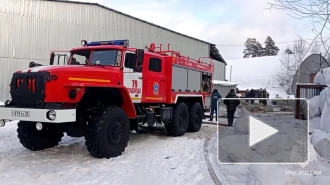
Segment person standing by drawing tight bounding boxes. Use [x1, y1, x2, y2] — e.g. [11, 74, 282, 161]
[259, 89, 270, 105]
[223, 89, 240, 126]
[245, 89, 250, 103]
[249, 89, 255, 104]
[209, 89, 222, 121]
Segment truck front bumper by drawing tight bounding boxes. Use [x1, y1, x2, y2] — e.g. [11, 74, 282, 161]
[0, 106, 76, 124]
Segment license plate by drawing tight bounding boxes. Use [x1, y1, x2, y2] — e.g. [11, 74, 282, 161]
[11, 110, 30, 117]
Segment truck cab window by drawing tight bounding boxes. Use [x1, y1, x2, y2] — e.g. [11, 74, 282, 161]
[69, 50, 91, 65]
[124, 52, 137, 69]
[148, 58, 162, 72]
[90, 50, 122, 66]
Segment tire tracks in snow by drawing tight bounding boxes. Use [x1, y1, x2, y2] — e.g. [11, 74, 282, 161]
[204, 134, 222, 185]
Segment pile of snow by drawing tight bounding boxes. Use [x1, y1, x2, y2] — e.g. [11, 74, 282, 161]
[319, 90, 327, 112]
[212, 80, 238, 87]
[226, 56, 288, 98]
[311, 130, 330, 160]
[301, 95, 321, 120]
[314, 68, 330, 86]
[309, 67, 330, 133]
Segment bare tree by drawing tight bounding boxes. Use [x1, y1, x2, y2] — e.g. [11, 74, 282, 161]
[311, 40, 321, 54]
[274, 38, 307, 93]
[267, 0, 330, 58]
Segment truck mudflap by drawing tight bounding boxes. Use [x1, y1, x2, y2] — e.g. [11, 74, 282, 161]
[0, 106, 76, 124]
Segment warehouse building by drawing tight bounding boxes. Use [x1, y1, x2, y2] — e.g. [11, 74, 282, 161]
[0, 0, 226, 101]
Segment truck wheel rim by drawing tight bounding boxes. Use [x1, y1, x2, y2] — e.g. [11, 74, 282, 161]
[109, 121, 122, 144]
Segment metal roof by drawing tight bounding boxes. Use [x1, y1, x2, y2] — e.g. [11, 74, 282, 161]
[210, 44, 226, 64]
[45, 0, 213, 45]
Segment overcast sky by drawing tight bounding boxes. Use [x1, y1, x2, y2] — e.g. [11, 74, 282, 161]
[75, 0, 327, 60]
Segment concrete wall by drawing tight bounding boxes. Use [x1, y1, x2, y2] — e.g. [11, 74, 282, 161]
[290, 54, 329, 95]
[0, 0, 211, 101]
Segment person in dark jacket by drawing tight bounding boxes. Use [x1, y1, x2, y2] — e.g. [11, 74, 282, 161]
[259, 89, 270, 105]
[249, 89, 255, 104]
[245, 89, 250, 103]
[209, 89, 222, 121]
[223, 89, 240, 126]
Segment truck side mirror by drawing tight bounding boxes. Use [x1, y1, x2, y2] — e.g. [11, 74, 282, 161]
[29, 62, 35, 68]
[29, 61, 43, 67]
[50, 52, 55, 65]
[136, 49, 144, 66]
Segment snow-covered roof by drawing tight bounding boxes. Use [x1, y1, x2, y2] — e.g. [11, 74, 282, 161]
[226, 55, 288, 98]
[212, 80, 238, 86]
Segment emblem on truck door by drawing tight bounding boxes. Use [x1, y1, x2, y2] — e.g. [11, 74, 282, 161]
[153, 82, 159, 95]
[11, 110, 30, 117]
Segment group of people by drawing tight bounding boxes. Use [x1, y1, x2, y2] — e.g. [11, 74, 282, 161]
[246, 88, 270, 105]
[208, 88, 270, 126]
[209, 89, 240, 126]
[245, 89, 256, 104]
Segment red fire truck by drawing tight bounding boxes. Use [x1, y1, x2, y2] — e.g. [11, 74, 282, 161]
[0, 40, 214, 158]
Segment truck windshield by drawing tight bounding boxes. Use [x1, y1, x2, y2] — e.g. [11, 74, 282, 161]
[69, 49, 122, 66]
[90, 50, 122, 66]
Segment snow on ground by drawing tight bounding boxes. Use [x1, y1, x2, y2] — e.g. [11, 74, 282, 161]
[0, 120, 216, 185]
[226, 56, 288, 98]
[203, 106, 240, 125]
[207, 108, 330, 185]
[210, 66, 330, 185]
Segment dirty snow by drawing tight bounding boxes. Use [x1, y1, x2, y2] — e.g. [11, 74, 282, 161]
[226, 56, 288, 98]
[207, 108, 330, 185]
[203, 106, 240, 125]
[0, 118, 216, 185]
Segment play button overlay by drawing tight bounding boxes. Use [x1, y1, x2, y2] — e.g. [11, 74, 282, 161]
[249, 116, 279, 147]
[217, 100, 309, 164]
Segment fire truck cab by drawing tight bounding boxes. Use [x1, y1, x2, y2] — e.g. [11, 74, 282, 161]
[0, 39, 214, 159]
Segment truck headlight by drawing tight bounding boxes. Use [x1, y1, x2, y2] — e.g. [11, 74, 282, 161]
[46, 110, 56, 121]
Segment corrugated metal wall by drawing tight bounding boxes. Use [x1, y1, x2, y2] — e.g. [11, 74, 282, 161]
[0, 0, 210, 101]
[213, 60, 226, 81]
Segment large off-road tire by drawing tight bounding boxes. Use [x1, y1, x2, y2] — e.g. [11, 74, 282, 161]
[187, 102, 203, 132]
[17, 121, 63, 151]
[165, 102, 189, 136]
[85, 106, 130, 159]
